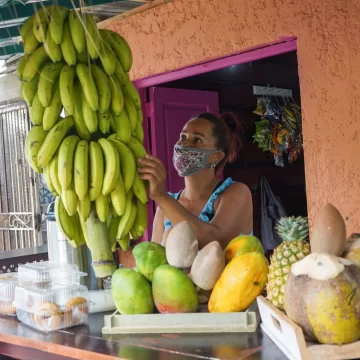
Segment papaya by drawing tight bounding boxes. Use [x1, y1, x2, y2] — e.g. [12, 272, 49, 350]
[208, 252, 268, 313]
[133, 241, 167, 282]
[111, 268, 155, 314]
[224, 235, 264, 264]
[152, 264, 199, 313]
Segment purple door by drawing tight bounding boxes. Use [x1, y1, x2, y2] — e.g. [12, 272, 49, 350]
[149, 87, 219, 193]
[143, 87, 219, 240]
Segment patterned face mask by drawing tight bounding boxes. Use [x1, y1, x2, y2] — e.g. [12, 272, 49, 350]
[172, 145, 219, 177]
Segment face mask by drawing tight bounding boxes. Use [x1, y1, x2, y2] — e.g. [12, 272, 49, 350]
[173, 145, 219, 177]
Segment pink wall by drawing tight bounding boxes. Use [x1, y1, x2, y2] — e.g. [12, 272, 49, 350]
[101, 0, 360, 234]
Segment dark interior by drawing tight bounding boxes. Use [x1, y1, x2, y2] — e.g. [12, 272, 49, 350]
[158, 51, 307, 238]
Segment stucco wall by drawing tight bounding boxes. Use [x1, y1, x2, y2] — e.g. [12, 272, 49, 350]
[102, 0, 360, 234]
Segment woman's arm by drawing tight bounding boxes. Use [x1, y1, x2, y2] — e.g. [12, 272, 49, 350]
[151, 207, 165, 244]
[138, 155, 253, 249]
[154, 183, 252, 249]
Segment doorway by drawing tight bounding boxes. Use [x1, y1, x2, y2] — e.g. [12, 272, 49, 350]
[136, 39, 307, 243]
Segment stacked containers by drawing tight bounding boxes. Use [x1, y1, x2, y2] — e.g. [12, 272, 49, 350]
[12, 261, 89, 332]
[0, 273, 18, 316]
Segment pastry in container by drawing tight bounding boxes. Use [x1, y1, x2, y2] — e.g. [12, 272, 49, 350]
[0, 273, 18, 316]
[17, 261, 86, 289]
[13, 284, 89, 332]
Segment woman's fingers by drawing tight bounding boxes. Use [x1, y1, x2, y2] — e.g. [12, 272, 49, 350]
[138, 166, 160, 177]
[145, 154, 164, 166]
[139, 173, 156, 182]
[138, 158, 160, 168]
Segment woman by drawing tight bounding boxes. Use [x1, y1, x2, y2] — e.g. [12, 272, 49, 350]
[138, 112, 253, 249]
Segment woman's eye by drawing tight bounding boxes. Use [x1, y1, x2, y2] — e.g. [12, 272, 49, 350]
[194, 137, 202, 143]
[180, 134, 186, 141]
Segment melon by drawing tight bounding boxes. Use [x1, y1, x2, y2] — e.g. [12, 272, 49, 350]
[133, 242, 167, 282]
[152, 264, 199, 313]
[224, 235, 264, 264]
[165, 221, 198, 268]
[189, 241, 225, 290]
[284, 253, 360, 345]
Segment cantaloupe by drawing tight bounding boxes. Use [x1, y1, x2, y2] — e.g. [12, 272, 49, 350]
[165, 221, 198, 268]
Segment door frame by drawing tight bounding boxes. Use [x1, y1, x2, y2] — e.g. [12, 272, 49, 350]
[135, 38, 298, 241]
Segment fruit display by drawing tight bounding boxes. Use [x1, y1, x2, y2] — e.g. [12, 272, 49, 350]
[284, 253, 360, 345]
[266, 216, 310, 310]
[208, 252, 269, 313]
[19, 5, 147, 279]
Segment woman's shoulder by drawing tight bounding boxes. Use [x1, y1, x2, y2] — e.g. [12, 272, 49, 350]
[219, 178, 252, 201]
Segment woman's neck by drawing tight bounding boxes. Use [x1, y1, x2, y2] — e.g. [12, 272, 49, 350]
[183, 170, 219, 201]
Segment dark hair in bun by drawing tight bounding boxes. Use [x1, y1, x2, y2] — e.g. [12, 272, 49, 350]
[192, 112, 244, 172]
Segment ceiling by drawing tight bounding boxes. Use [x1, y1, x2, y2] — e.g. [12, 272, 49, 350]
[0, 0, 146, 62]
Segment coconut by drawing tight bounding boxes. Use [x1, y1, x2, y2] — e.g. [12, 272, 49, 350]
[343, 233, 360, 266]
[165, 221, 198, 268]
[310, 203, 346, 256]
[189, 241, 225, 291]
[284, 253, 360, 345]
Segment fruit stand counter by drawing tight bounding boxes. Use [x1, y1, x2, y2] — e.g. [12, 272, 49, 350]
[0, 312, 287, 360]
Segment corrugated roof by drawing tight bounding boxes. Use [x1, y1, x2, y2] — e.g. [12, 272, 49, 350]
[0, 0, 144, 61]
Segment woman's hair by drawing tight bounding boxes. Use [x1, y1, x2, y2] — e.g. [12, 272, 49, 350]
[191, 112, 244, 172]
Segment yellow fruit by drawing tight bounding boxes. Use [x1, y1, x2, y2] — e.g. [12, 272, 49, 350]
[224, 235, 264, 264]
[208, 252, 268, 313]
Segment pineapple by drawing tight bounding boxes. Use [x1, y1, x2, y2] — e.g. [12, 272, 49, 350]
[266, 216, 310, 310]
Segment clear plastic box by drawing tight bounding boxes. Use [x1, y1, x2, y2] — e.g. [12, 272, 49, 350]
[13, 284, 89, 332]
[17, 261, 86, 289]
[0, 272, 18, 316]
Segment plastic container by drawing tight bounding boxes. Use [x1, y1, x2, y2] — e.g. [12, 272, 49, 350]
[17, 261, 86, 289]
[13, 284, 89, 332]
[0, 273, 18, 316]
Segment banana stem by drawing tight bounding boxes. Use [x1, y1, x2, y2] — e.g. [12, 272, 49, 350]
[85, 207, 116, 278]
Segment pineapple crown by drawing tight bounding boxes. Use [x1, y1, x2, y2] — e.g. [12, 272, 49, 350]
[275, 216, 309, 242]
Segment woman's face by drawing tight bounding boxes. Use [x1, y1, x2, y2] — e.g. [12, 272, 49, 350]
[177, 118, 218, 150]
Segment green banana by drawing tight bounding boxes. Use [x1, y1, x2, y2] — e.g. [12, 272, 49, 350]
[76, 50, 89, 64]
[98, 138, 119, 196]
[117, 190, 137, 240]
[55, 196, 75, 244]
[113, 58, 126, 85]
[122, 73, 141, 109]
[59, 65, 75, 115]
[98, 30, 116, 75]
[82, 92, 98, 133]
[44, 26, 62, 62]
[137, 108, 143, 123]
[109, 138, 136, 193]
[37, 62, 64, 107]
[49, 155, 62, 195]
[71, 215, 86, 247]
[49, 6, 69, 45]
[112, 111, 131, 144]
[107, 30, 133, 72]
[109, 216, 120, 252]
[33, 7, 50, 43]
[74, 140, 89, 201]
[73, 83, 91, 140]
[133, 121, 145, 143]
[20, 82, 25, 100]
[77, 193, 91, 222]
[95, 193, 110, 223]
[43, 165, 57, 195]
[37, 115, 74, 168]
[109, 112, 117, 133]
[98, 111, 111, 134]
[24, 125, 47, 173]
[22, 46, 49, 82]
[29, 92, 45, 125]
[58, 135, 80, 190]
[132, 200, 148, 238]
[68, 10, 86, 53]
[108, 75, 124, 115]
[110, 175, 126, 216]
[76, 63, 99, 112]
[24, 29, 40, 55]
[132, 172, 148, 205]
[124, 95, 137, 132]
[89, 141, 104, 201]
[91, 64, 111, 113]
[42, 83, 62, 130]
[118, 233, 130, 251]
[127, 136, 147, 163]
[60, 20, 77, 66]
[62, 182, 78, 216]
[84, 14, 101, 59]
[20, 16, 34, 40]
[23, 73, 40, 106]
[17, 55, 29, 81]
